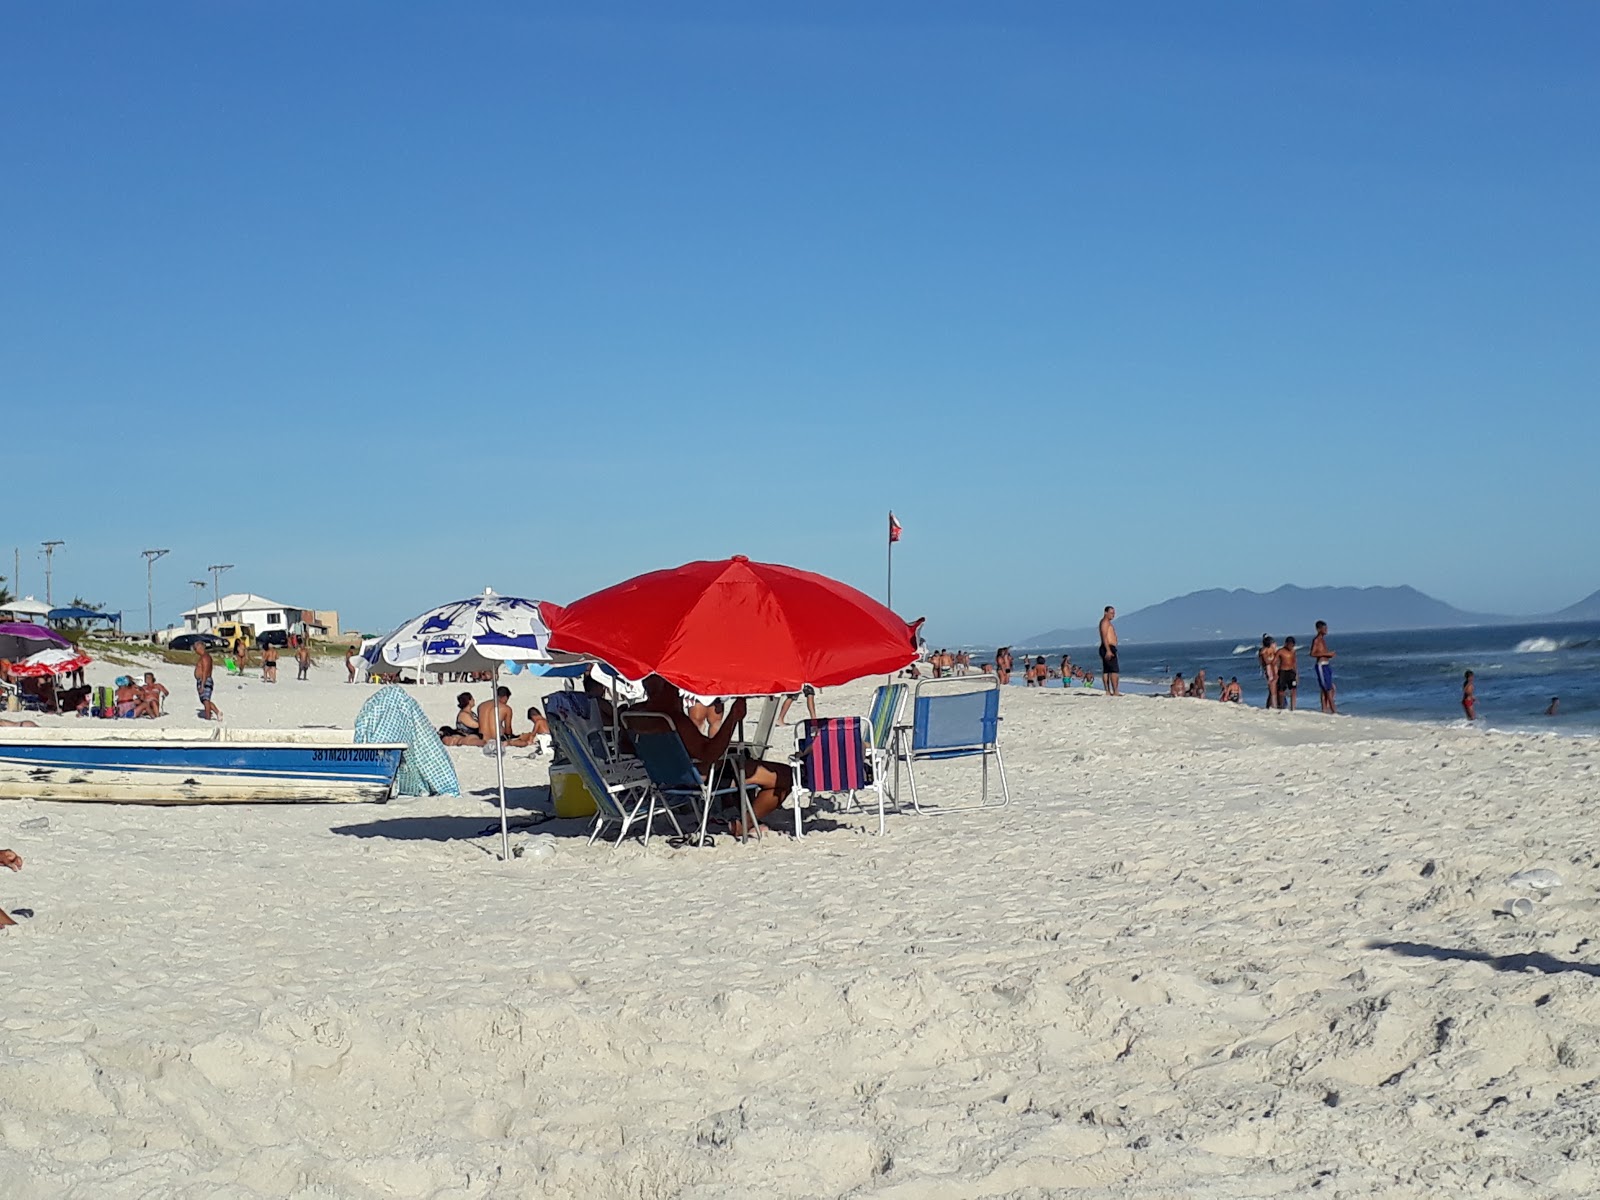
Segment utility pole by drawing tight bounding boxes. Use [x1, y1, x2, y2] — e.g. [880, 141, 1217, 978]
[206, 564, 233, 629]
[141, 549, 170, 637]
[188, 580, 209, 630]
[41, 540, 64, 607]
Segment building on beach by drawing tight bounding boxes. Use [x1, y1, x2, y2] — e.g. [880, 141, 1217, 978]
[179, 592, 335, 640]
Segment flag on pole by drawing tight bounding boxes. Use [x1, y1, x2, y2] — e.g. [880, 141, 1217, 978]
[888, 511, 902, 543]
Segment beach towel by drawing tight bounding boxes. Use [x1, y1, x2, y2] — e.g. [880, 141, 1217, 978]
[354, 685, 460, 797]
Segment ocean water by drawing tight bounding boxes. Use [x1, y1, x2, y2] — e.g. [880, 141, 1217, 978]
[1007, 621, 1600, 736]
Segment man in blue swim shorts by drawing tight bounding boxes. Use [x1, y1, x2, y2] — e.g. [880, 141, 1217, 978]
[1310, 620, 1336, 715]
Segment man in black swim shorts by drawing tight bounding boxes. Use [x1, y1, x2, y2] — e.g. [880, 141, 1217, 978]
[1097, 605, 1120, 695]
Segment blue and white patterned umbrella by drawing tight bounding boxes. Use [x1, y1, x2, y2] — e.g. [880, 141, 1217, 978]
[366, 589, 577, 863]
[366, 589, 556, 676]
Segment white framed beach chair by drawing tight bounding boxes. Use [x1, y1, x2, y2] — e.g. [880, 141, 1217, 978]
[786, 716, 891, 836]
[865, 683, 907, 791]
[893, 675, 1009, 814]
[549, 714, 676, 847]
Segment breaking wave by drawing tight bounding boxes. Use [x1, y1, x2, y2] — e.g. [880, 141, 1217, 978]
[1232, 644, 1255, 655]
[1515, 636, 1593, 653]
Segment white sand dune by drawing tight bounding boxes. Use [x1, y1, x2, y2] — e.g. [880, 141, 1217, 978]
[3, 658, 1599, 1197]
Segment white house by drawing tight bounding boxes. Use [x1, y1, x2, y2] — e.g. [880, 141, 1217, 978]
[180, 592, 327, 637]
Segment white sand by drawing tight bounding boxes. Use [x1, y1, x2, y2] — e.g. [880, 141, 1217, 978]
[3, 654, 1600, 1198]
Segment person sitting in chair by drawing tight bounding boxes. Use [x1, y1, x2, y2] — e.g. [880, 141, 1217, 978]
[114, 676, 141, 718]
[635, 675, 793, 837]
[137, 672, 168, 718]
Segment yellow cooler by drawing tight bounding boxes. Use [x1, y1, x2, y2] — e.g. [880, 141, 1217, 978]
[549, 764, 598, 818]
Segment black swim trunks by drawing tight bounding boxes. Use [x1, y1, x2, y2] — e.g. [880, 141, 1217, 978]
[1278, 669, 1297, 691]
[1099, 644, 1120, 674]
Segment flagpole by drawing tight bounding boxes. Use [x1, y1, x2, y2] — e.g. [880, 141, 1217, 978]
[886, 534, 893, 612]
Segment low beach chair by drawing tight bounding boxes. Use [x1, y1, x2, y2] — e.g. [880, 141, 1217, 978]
[621, 710, 754, 845]
[788, 716, 890, 836]
[548, 714, 671, 847]
[893, 675, 1009, 814]
[865, 683, 907, 788]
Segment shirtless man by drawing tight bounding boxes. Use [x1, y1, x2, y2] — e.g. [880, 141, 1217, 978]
[635, 676, 797, 836]
[1190, 669, 1207, 699]
[477, 686, 536, 748]
[295, 644, 312, 681]
[0, 848, 22, 928]
[1275, 637, 1299, 711]
[1098, 607, 1120, 696]
[1221, 677, 1242, 702]
[1310, 620, 1337, 714]
[1258, 635, 1278, 709]
[262, 643, 279, 683]
[194, 641, 222, 721]
[345, 648, 360, 683]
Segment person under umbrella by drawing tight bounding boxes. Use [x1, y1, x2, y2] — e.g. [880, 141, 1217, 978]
[634, 677, 794, 836]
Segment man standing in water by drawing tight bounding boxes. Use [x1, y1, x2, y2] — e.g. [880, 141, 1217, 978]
[194, 640, 222, 721]
[1310, 620, 1337, 714]
[1098, 606, 1120, 696]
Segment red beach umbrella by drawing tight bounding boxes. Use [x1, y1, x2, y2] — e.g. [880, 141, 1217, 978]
[10, 647, 93, 678]
[541, 555, 921, 696]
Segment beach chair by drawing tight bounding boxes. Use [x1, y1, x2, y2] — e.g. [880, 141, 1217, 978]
[733, 694, 783, 761]
[787, 717, 889, 836]
[548, 714, 673, 847]
[893, 675, 1009, 814]
[620, 710, 754, 845]
[865, 683, 907, 787]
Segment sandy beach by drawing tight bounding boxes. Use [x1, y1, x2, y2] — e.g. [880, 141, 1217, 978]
[3, 656, 1598, 1198]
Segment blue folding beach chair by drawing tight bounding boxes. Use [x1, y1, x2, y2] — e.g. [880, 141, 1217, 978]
[621, 710, 755, 845]
[893, 675, 1009, 814]
[549, 714, 674, 847]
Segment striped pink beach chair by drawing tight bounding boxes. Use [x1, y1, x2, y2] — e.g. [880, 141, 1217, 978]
[788, 716, 890, 837]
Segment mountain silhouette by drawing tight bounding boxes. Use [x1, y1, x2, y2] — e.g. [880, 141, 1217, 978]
[1024, 584, 1510, 645]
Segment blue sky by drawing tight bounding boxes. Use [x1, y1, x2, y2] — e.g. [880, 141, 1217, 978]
[4, 2, 1597, 644]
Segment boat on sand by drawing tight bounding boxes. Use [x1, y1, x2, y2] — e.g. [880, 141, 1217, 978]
[0, 726, 404, 805]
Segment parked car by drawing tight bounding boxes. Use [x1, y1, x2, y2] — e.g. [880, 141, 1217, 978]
[213, 622, 257, 646]
[168, 632, 226, 652]
[255, 629, 289, 649]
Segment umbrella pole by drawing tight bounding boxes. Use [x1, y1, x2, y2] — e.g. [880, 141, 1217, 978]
[494, 666, 511, 862]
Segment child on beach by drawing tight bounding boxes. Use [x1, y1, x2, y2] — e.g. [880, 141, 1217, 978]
[1462, 671, 1477, 721]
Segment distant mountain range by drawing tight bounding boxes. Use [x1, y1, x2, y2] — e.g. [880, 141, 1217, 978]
[1021, 584, 1600, 646]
